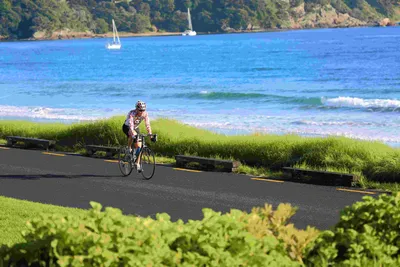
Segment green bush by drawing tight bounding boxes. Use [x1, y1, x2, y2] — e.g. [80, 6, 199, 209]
[131, 14, 152, 33]
[94, 18, 109, 34]
[0, 202, 318, 266]
[2, 193, 400, 266]
[304, 193, 400, 266]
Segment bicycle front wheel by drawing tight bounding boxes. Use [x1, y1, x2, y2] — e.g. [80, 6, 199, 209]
[140, 147, 156, 180]
[118, 147, 133, 176]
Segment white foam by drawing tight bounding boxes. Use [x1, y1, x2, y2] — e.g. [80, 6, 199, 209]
[0, 94, 12, 99]
[1, 105, 399, 146]
[324, 97, 400, 110]
[0, 105, 104, 121]
[291, 120, 389, 127]
[184, 120, 400, 144]
[361, 35, 400, 38]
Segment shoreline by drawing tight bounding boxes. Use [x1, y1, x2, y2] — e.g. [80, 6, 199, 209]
[0, 31, 184, 42]
[1, 24, 398, 42]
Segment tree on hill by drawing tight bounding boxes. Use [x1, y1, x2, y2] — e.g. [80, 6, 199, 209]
[0, 0, 399, 39]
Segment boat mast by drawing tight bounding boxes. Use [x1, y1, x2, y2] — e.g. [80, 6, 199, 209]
[115, 20, 120, 43]
[187, 8, 193, 31]
[112, 19, 116, 42]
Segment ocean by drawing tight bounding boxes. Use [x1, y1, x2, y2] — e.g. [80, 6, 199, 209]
[0, 27, 399, 146]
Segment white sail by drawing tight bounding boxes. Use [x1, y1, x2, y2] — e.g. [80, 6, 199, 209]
[112, 20, 116, 42]
[106, 19, 121, 49]
[188, 8, 193, 31]
[182, 8, 196, 36]
[113, 19, 121, 44]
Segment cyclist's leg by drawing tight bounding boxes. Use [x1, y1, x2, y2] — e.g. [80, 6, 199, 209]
[128, 136, 133, 152]
[122, 124, 132, 152]
[133, 128, 142, 169]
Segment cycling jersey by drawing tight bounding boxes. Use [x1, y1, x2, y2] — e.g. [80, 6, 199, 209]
[124, 110, 152, 136]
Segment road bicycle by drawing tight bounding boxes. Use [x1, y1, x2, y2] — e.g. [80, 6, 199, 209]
[118, 134, 157, 179]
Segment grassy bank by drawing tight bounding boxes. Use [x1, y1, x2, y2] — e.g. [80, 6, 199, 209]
[0, 196, 90, 246]
[0, 117, 399, 190]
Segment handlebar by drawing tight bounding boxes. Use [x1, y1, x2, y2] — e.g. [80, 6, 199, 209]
[137, 134, 156, 137]
[136, 133, 157, 142]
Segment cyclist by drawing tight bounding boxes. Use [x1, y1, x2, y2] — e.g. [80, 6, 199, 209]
[122, 100, 155, 171]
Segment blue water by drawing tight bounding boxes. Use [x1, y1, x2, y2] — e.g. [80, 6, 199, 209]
[0, 27, 399, 146]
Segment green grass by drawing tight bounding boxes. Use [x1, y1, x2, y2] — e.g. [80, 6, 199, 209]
[236, 164, 281, 178]
[356, 177, 400, 192]
[154, 155, 176, 165]
[0, 196, 89, 246]
[0, 117, 399, 191]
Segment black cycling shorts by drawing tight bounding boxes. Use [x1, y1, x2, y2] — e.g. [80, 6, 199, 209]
[122, 124, 140, 141]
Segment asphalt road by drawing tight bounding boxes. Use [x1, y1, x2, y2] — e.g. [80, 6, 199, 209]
[0, 146, 376, 230]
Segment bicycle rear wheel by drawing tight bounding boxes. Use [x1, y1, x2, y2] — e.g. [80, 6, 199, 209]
[118, 147, 133, 176]
[140, 147, 156, 180]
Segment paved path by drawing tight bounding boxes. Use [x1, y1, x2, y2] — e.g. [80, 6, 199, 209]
[0, 146, 376, 230]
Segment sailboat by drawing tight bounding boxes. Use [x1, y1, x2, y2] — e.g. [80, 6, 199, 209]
[182, 8, 196, 36]
[106, 19, 121, 50]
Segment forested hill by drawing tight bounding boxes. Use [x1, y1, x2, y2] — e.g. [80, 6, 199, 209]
[1, 0, 399, 40]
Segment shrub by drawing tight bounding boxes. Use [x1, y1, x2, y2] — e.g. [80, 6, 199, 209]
[304, 193, 400, 266]
[0, 202, 318, 266]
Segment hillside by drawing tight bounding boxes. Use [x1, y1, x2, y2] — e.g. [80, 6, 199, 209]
[0, 0, 399, 40]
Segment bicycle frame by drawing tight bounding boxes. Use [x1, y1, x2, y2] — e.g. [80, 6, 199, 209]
[131, 133, 154, 160]
[119, 133, 157, 179]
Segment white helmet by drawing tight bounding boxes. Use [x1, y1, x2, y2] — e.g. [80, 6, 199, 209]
[136, 100, 146, 111]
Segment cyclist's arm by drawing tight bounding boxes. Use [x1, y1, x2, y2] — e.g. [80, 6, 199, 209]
[128, 112, 137, 136]
[144, 112, 152, 135]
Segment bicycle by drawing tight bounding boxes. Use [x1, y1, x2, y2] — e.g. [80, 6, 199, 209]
[118, 134, 157, 179]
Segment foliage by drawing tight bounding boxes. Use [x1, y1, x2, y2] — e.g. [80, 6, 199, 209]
[0, 201, 317, 266]
[131, 13, 152, 33]
[0, 0, 398, 39]
[305, 193, 400, 266]
[1, 187, 400, 266]
[93, 18, 108, 34]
